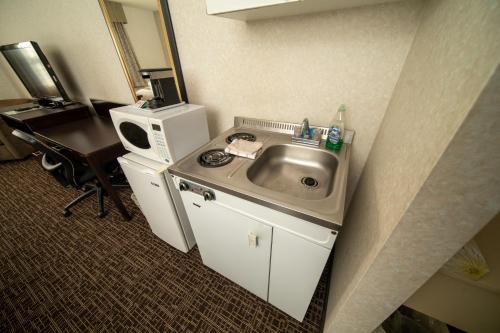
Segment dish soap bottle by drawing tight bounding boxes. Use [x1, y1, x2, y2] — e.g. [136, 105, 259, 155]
[325, 104, 346, 151]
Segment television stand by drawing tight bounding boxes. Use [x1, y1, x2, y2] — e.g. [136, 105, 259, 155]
[37, 97, 74, 108]
[14, 105, 41, 112]
[0, 102, 89, 134]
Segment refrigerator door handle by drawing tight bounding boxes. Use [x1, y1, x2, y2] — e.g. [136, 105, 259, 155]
[141, 169, 156, 176]
[118, 157, 158, 176]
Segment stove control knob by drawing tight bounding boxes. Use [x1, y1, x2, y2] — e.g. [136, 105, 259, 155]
[203, 190, 214, 201]
[179, 181, 189, 191]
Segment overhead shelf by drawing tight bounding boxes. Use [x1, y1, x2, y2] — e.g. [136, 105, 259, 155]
[206, 0, 403, 21]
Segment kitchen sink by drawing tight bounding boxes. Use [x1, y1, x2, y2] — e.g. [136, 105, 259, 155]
[169, 119, 351, 229]
[247, 144, 338, 200]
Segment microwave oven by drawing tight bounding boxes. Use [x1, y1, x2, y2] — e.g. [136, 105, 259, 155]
[110, 104, 209, 164]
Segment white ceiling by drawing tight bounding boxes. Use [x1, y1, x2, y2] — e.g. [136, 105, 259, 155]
[115, 0, 158, 11]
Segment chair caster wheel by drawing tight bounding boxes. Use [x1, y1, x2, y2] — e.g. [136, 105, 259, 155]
[63, 209, 72, 217]
[97, 211, 108, 218]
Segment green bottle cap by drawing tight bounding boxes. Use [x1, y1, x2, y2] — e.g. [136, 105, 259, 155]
[338, 104, 346, 112]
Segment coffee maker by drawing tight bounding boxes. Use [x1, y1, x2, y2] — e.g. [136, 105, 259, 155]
[139, 68, 181, 109]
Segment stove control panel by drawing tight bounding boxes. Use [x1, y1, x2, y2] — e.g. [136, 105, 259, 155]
[178, 180, 215, 201]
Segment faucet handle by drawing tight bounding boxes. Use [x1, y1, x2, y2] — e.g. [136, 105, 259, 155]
[312, 128, 321, 141]
[300, 118, 310, 138]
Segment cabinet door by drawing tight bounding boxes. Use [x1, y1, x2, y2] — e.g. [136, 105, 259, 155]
[181, 191, 272, 300]
[268, 228, 331, 321]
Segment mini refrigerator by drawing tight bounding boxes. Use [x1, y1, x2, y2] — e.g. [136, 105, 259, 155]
[117, 152, 196, 253]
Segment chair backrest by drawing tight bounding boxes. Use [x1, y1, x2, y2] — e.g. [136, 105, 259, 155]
[11, 130, 80, 188]
[90, 98, 126, 119]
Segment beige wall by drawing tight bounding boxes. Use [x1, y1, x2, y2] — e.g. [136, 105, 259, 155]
[0, 56, 28, 100]
[168, 0, 424, 199]
[405, 214, 500, 333]
[122, 5, 169, 69]
[0, 0, 134, 105]
[406, 272, 500, 333]
[325, 0, 500, 332]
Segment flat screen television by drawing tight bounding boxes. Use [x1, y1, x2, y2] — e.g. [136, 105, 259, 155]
[0, 41, 70, 103]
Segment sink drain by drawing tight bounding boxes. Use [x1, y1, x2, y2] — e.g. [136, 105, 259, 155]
[301, 176, 319, 189]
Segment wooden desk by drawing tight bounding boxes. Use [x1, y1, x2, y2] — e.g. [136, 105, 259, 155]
[35, 116, 132, 221]
[0, 103, 90, 133]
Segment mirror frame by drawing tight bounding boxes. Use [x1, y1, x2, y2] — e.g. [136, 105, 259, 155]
[98, 0, 188, 103]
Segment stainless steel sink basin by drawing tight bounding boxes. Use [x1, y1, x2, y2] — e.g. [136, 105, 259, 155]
[169, 121, 351, 230]
[247, 144, 338, 200]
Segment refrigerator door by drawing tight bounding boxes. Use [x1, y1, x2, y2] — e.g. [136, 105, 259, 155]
[118, 156, 189, 253]
[164, 173, 196, 249]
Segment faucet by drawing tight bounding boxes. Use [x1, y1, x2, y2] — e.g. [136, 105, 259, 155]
[300, 118, 310, 139]
[292, 118, 320, 146]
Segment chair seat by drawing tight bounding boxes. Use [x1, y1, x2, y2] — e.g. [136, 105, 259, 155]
[77, 168, 96, 185]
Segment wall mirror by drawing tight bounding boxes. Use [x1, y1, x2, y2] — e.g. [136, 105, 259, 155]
[98, 0, 187, 106]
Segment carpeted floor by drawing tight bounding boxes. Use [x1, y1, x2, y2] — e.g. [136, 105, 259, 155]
[0, 157, 329, 332]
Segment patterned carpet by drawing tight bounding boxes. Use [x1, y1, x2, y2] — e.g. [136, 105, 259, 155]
[0, 157, 329, 332]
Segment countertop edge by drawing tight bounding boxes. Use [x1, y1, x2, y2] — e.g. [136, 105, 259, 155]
[168, 167, 343, 231]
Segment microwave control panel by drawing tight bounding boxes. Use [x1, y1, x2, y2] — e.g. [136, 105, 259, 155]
[151, 123, 171, 163]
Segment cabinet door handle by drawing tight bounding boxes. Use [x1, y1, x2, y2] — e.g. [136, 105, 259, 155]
[248, 233, 258, 248]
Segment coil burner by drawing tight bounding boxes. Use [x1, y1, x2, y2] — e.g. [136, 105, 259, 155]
[198, 149, 234, 168]
[225, 132, 257, 144]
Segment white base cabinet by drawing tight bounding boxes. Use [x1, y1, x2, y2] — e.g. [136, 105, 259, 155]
[184, 190, 272, 300]
[178, 178, 337, 321]
[268, 228, 331, 321]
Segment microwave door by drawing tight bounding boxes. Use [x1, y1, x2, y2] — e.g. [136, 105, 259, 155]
[119, 121, 151, 150]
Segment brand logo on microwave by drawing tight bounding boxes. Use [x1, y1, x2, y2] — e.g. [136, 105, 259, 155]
[150, 182, 160, 187]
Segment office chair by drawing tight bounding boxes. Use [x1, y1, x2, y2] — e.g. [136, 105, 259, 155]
[12, 129, 109, 218]
[89, 98, 126, 119]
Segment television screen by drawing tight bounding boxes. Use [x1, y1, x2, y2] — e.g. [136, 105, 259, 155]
[0, 41, 69, 101]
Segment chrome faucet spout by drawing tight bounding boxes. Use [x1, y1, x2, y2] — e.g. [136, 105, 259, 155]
[300, 118, 310, 138]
